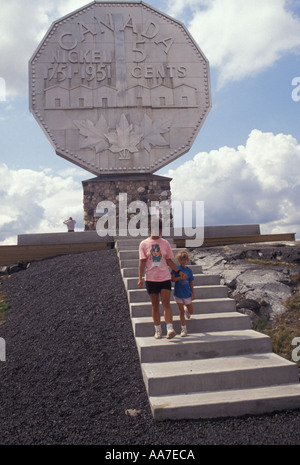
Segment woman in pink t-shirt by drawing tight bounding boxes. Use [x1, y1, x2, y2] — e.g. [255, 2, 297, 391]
[138, 221, 187, 340]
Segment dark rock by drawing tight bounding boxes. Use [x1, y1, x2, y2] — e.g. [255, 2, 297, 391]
[7, 262, 29, 274]
[237, 299, 261, 313]
[8, 264, 23, 274]
[245, 250, 263, 260]
[227, 278, 237, 290]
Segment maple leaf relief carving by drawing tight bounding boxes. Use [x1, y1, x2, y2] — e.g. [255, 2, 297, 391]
[135, 114, 170, 153]
[105, 114, 142, 159]
[74, 115, 109, 153]
[73, 113, 170, 159]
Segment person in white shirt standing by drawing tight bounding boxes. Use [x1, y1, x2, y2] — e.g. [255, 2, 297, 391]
[63, 217, 76, 232]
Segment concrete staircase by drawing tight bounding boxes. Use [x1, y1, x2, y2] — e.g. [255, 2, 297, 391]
[116, 238, 300, 420]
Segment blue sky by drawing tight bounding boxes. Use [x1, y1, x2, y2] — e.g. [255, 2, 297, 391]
[1, 0, 300, 243]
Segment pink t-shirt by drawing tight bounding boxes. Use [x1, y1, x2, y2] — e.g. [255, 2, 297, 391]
[139, 237, 174, 282]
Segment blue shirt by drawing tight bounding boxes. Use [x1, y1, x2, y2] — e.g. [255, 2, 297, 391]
[171, 266, 194, 298]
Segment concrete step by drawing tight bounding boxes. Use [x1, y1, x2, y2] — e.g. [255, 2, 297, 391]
[120, 258, 145, 268]
[117, 245, 147, 252]
[124, 273, 220, 290]
[121, 258, 195, 268]
[117, 243, 179, 253]
[115, 240, 145, 249]
[116, 238, 176, 248]
[118, 248, 179, 260]
[142, 353, 299, 396]
[121, 264, 203, 277]
[128, 285, 228, 303]
[135, 330, 272, 363]
[149, 383, 300, 420]
[116, 243, 300, 421]
[130, 298, 236, 318]
[132, 313, 250, 337]
[120, 258, 197, 268]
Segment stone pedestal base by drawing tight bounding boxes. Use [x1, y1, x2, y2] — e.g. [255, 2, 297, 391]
[82, 174, 172, 233]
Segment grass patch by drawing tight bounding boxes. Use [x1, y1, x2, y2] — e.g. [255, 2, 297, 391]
[0, 291, 10, 326]
[245, 258, 296, 267]
[254, 317, 269, 332]
[258, 286, 300, 373]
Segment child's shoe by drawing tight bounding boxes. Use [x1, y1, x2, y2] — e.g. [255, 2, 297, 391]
[184, 308, 191, 319]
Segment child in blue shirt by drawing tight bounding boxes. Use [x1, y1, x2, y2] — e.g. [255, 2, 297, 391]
[171, 251, 194, 337]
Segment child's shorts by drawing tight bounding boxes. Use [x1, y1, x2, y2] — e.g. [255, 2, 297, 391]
[174, 295, 193, 305]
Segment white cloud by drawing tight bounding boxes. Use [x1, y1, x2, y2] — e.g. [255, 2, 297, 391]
[0, 0, 88, 97]
[165, 130, 300, 237]
[0, 0, 53, 96]
[0, 164, 83, 244]
[168, 0, 300, 87]
[1, 131, 300, 243]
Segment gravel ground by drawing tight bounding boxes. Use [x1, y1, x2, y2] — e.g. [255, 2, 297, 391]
[1, 249, 300, 446]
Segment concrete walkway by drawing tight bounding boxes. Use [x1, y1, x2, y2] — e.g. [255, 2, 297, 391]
[116, 238, 300, 420]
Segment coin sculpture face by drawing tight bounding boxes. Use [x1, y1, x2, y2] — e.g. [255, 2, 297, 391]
[29, 1, 211, 175]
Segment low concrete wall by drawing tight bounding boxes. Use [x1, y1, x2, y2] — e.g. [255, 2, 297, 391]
[17, 231, 114, 245]
[203, 224, 260, 238]
[174, 233, 296, 248]
[18, 225, 261, 246]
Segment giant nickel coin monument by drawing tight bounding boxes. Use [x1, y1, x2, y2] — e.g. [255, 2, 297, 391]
[29, 1, 211, 233]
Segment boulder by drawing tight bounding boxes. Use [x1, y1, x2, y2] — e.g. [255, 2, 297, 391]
[191, 242, 300, 322]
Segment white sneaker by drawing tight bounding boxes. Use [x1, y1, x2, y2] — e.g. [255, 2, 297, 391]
[166, 329, 176, 339]
[154, 330, 162, 339]
[180, 327, 187, 337]
[184, 308, 191, 319]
